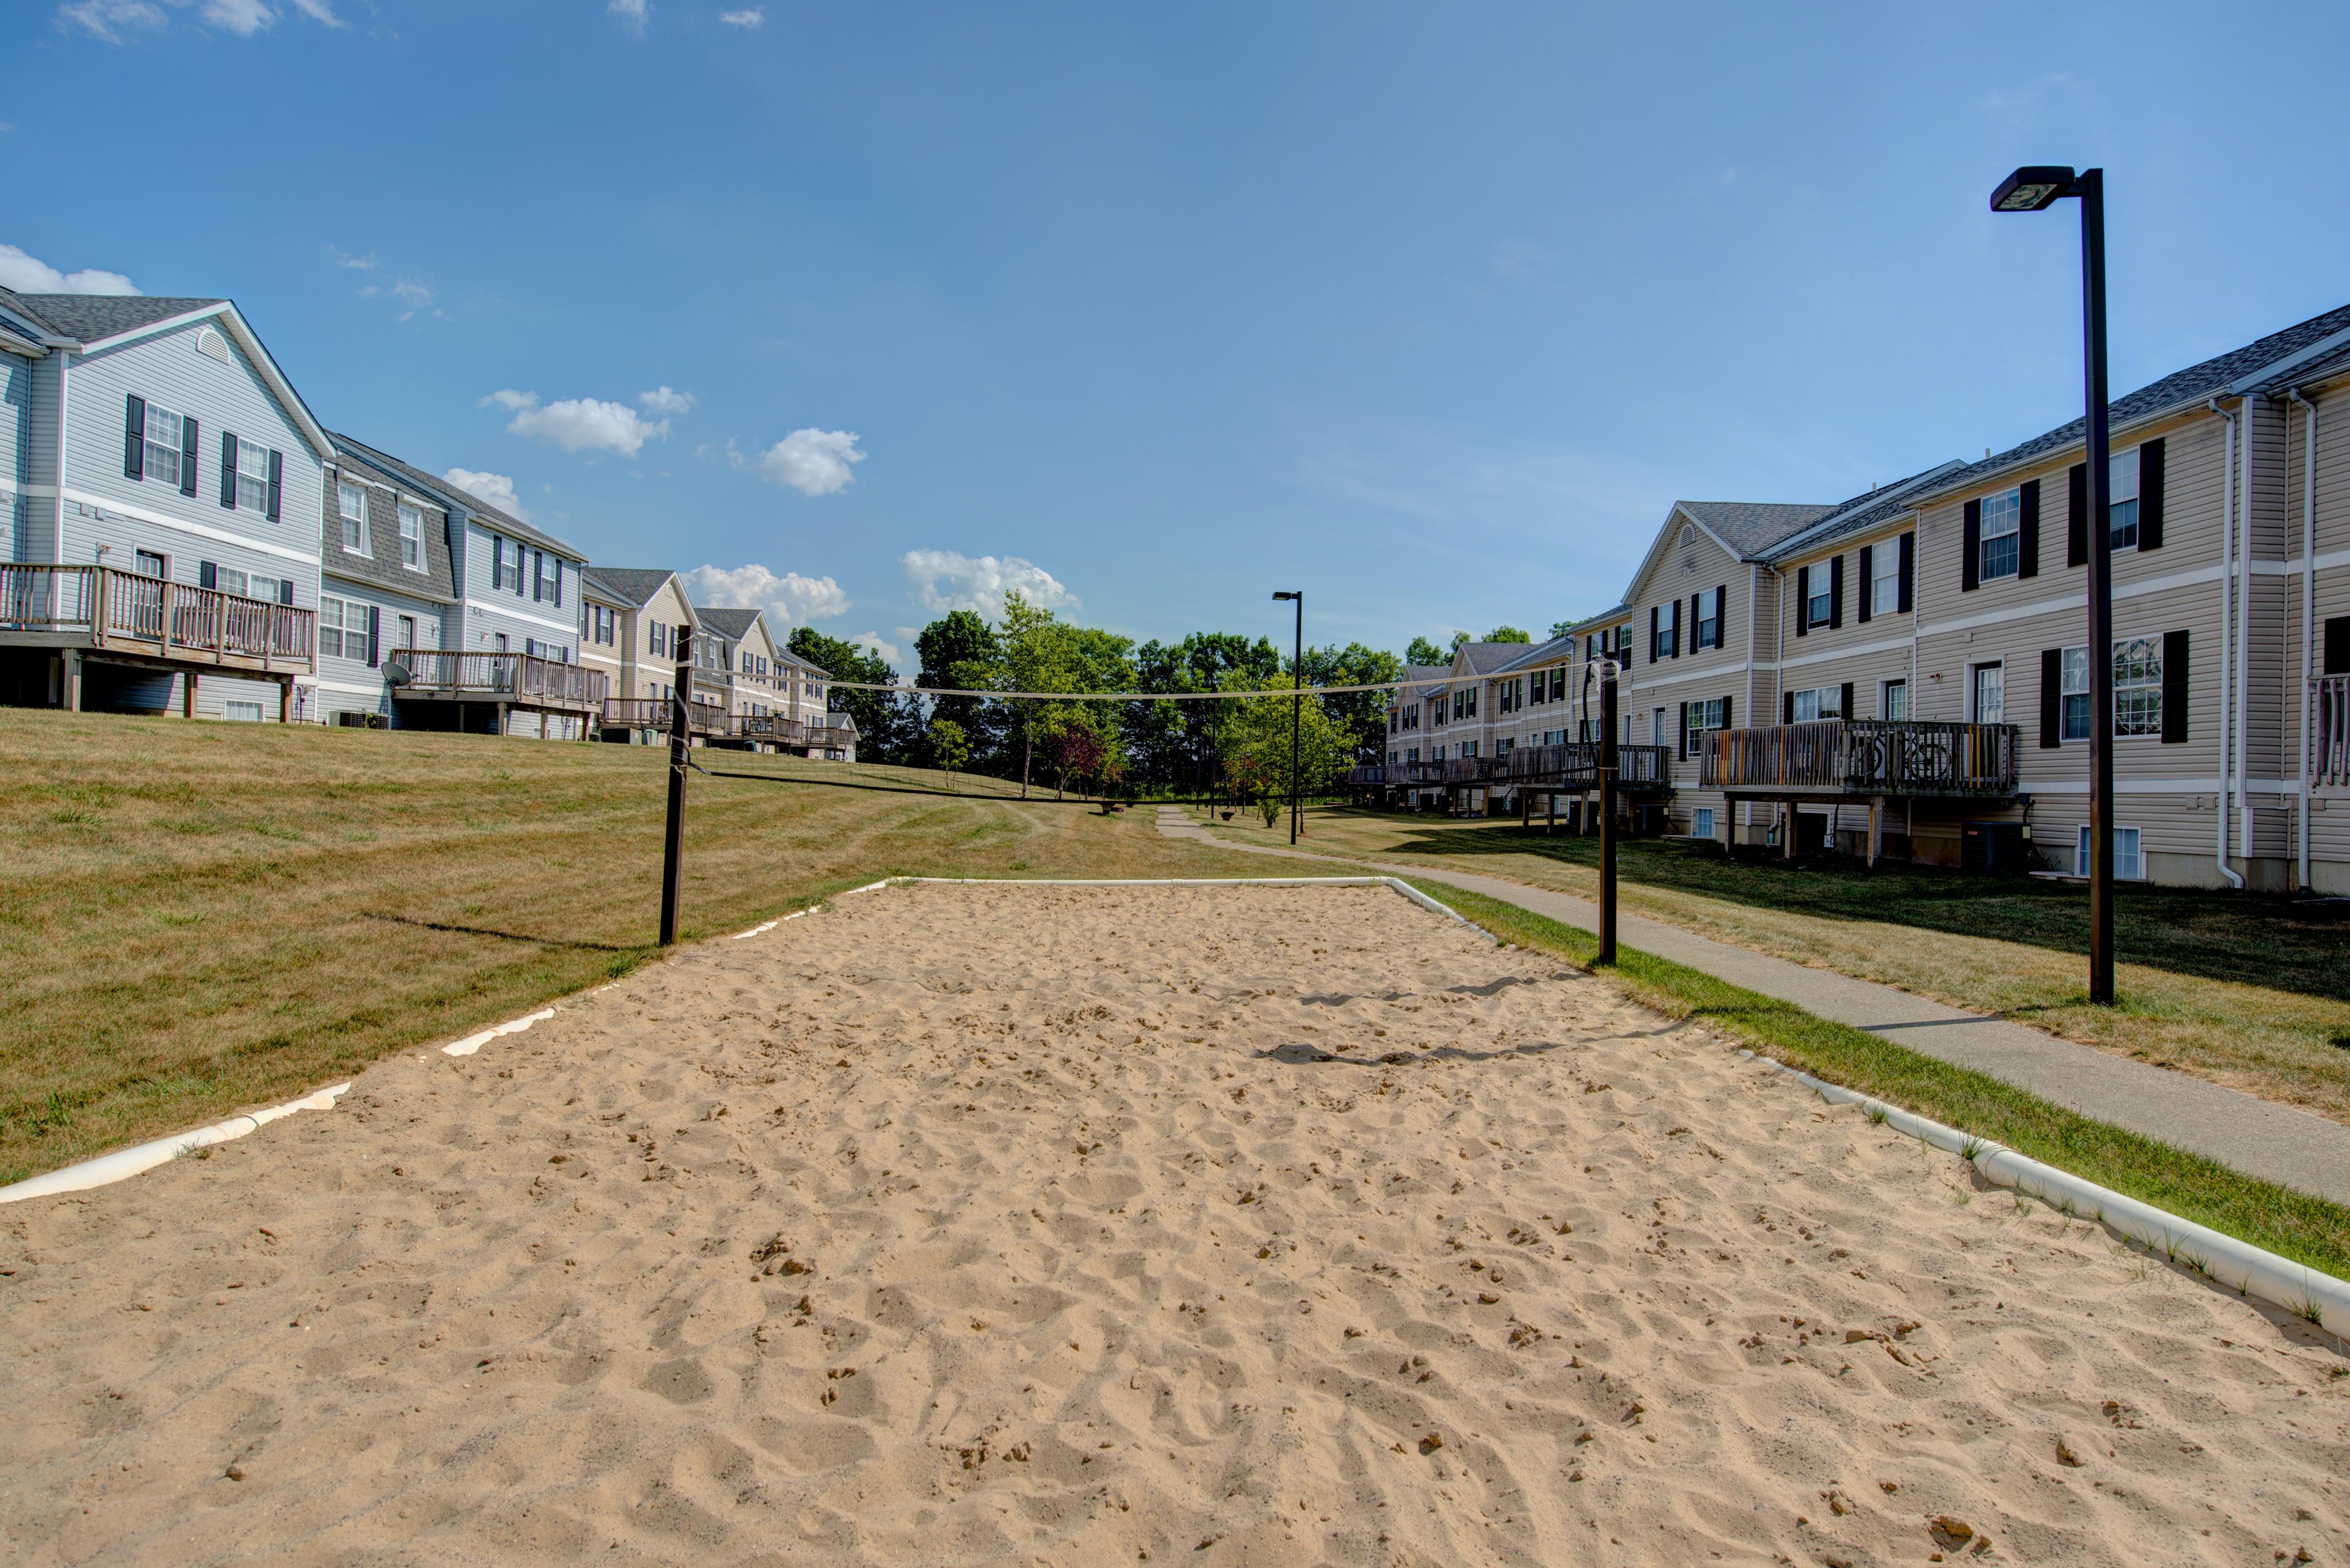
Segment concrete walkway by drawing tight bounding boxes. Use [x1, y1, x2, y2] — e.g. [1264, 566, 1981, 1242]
[1155, 807, 2350, 1206]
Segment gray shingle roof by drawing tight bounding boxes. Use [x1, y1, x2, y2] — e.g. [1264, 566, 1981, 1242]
[6, 292, 225, 343]
[694, 606, 762, 642]
[1493, 632, 1579, 672]
[1760, 460, 1969, 562]
[1456, 641, 1534, 675]
[1674, 501, 1839, 558]
[1915, 300, 2350, 504]
[330, 431, 584, 559]
[324, 446, 460, 603]
[581, 567, 679, 608]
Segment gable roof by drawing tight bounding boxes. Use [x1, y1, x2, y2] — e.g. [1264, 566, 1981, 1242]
[693, 606, 764, 644]
[1913, 299, 2350, 504]
[1672, 501, 1839, 558]
[1493, 632, 1579, 672]
[581, 566, 682, 608]
[9, 292, 227, 344]
[1454, 640, 1534, 675]
[332, 431, 585, 559]
[1761, 460, 1969, 563]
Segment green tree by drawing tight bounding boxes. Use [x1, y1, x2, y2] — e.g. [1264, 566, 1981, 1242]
[1404, 635, 1446, 668]
[916, 611, 1003, 773]
[1299, 641, 1404, 765]
[1485, 625, 1532, 644]
[1219, 685, 1353, 835]
[1450, 631, 1472, 649]
[997, 592, 1134, 797]
[1125, 631, 1282, 794]
[786, 627, 913, 762]
[1548, 620, 1577, 640]
[927, 716, 970, 781]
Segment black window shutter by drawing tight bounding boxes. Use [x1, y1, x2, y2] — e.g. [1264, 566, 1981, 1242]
[2017, 479, 2040, 579]
[1898, 531, 1915, 613]
[1962, 500, 1982, 591]
[1783, 690, 1795, 725]
[1720, 694, 1732, 730]
[265, 449, 282, 522]
[534, 551, 544, 602]
[199, 560, 217, 590]
[1678, 702, 1690, 759]
[2067, 463, 2088, 568]
[2139, 438, 2166, 551]
[494, 539, 505, 592]
[2038, 648, 2062, 748]
[2161, 629, 2189, 743]
[1689, 593, 1701, 653]
[1795, 565, 1810, 635]
[553, 561, 563, 608]
[1857, 545, 1873, 624]
[124, 394, 146, 479]
[367, 605, 381, 668]
[220, 431, 238, 507]
[1828, 554, 1844, 628]
[180, 416, 199, 498]
[2326, 615, 2350, 676]
[278, 578, 293, 606]
[1839, 682, 1853, 721]
[1648, 606, 1658, 662]
[1714, 585, 1727, 648]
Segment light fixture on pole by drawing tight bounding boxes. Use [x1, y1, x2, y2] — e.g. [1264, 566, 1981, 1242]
[1273, 591, 1302, 845]
[1990, 162, 2115, 1005]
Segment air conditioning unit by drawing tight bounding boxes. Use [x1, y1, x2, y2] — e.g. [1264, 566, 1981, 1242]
[336, 710, 390, 729]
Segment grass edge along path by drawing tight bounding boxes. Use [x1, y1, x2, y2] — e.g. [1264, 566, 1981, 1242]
[1411, 878, 2350, 1287]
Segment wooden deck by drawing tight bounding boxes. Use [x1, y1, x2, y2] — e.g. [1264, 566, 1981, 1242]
[1348, 744, 1674, 797]
[389, 649, 609, 713]
[1700, 719, 2017, 800]
[1, 562, 314, 676]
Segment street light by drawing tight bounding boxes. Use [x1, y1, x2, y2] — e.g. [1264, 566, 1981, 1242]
[1990, 162, 2115, 1006]
[1273, 590, 1302, 845]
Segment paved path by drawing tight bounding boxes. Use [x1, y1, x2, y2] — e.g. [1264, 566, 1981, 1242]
[1155, 807, 2350, 1205]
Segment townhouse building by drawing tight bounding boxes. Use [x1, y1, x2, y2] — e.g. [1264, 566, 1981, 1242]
[311, 438, 458, 726]
[1, 288, 328, 721]
[582, 567, 707, 741]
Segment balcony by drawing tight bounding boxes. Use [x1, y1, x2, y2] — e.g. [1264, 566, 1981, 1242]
[1, 562, 313, 675]
[602, 695, 730, 735]
[1701, 719, 2018, 799]
[1347, 744, 1674, 796]
[388, 649, 608, 713]
[2314, 675, 2349, 789]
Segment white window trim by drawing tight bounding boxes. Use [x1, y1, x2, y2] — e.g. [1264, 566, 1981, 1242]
[1979, 487, 2022, 581]
[2077, 822, 2145, 880]
[397, 501, 425, 571]
[337, 477, 369, 553]
[142, 402, 185, 489]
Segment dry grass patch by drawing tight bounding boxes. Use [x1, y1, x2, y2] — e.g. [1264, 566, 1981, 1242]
[0, 710, 1334, 1182]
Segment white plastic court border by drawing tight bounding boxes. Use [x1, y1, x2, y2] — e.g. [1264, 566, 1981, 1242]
[0, 1083, 352, 1205]
[875, 873, 1495, 940]
[1747, 1050, 2350, 1337]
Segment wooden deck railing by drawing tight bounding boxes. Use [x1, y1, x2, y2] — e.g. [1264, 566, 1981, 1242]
[1702, 719, 2017, 796]
[602, 695, 730, 733]
[1346, 744, 1674, 793]
[2313, 675, 2350, 790]
[391, 649, 608, 709]
[1, 562, 314, 671]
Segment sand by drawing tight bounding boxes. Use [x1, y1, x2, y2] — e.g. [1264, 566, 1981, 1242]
[2, 882, 2344, 1567]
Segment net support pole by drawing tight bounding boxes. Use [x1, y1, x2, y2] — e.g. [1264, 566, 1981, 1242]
[1598, 659, 1618, 967]
[659, 628, 692, 947]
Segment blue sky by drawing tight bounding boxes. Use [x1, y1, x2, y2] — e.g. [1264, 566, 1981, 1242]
[13, 1, 2349, 665]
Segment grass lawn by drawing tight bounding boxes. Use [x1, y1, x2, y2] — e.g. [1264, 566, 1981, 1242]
[0, 710, 1350, 1184]
[1414, 880, 2350, 1284]
[1196, 803, 2350, 1126]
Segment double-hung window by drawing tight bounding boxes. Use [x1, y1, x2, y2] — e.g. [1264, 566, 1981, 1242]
[1789, 686, 1842, 722]
[398, 503, 423, 569]
[2108, 448, 2141, 550]
[236, 438, 271, 516]
[1683, 697, 1726, 757]
[337, 480, 368, 551]
[318, 595, 350, 660]
[1695, 589, 1721, 650]
[135, 549, 166, 578]
[1805, 573, 1833, 628]
[2059, 647, 2092, 740]
[144, 404, 185, 488]
[1979, 488, 2021, 581]
[2113, 636, 2162, 736]
[1870, 547, 1901, 615]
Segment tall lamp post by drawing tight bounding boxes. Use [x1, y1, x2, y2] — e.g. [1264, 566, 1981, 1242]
[1273, 590, 1302, 845]
[1991, 164, 2115, 1005]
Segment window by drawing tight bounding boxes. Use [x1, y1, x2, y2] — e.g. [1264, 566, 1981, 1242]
[1406, 747, 1419, 763]
[141, 403, 184, 488]
[2108, 447, 2140, 550]
[235, 438, 270, 516]
[1980, 488, 2021, 581]
[2077, 823, 2144, 881]
[592, 606, 616, 645]
[337, 480, 367, 550]
[1881, 678, 1908, 722]
[1658, 600, 1680, 657]
[493, 633, 509, 654]
[223, 700, 264, 723]
[1460, 740, 1479, 758]
[1695, 587, 1722, 650]
[1871, 547, 1901, 616]
[1789, 686, 1843, 722]
[1684, 696, 1727, 757]
[211, 566, 281, 602]
[2059, 647, 2092, 740]
[1548, 667, 1566, 702]
[1806, 570, 1835, 630]
[320, 594, 356, 660]
[1496, 736, 1514, 756]
[134, 549, 166, 578]
[1972, 662, 2004, 724]
[2113, 635, 2162, 736]
[399, 503, 423, 569]
[1652, 707, 1667, 746]
[1691, 807, 1717, 839]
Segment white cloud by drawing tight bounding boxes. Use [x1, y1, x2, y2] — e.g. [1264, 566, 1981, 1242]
[608, 0, 648, 35]
[442, 468, 530, 522]
[898, 550, 1077, 619]
[483, 389, 671, 457]
[756, 427, 865, 496]
[330, 246, 378, 270]
[56, 0, 169, 40]
[637, 386, 695, 416]
[0, 243, 139, 296]
[849, 631, 901, 664]
[285, 0, 343, 22]
[200, 0, 275, 34]
[719, 6, 764, 25]
[360, 277, 434, 320]
[681, 564, 849, 629]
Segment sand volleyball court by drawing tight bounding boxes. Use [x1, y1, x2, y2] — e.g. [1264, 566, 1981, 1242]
[3, 882, 2343, 1566]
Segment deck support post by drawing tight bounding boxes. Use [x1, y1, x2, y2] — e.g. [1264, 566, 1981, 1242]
[1783, 803, 1796, 863]
[182, 671, 197, 718]
[1547, 791, 1556, 835]
[278, 678, 292, 725]
[62, 649, 83, 713]
[1520, 788, 1531, 830]
[1868, 797, 1882, 867]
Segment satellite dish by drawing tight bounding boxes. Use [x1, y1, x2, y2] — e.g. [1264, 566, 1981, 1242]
[382, 660, 412, 687]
